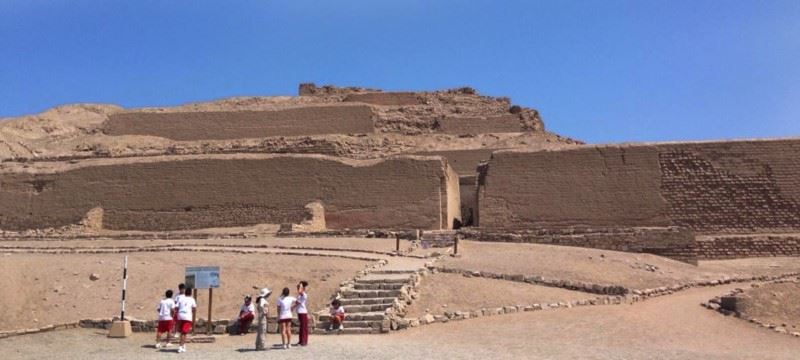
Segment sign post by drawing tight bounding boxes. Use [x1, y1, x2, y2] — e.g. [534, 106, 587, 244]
[185, 266, 220, 335]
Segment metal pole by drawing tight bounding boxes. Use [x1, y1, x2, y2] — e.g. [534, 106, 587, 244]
[454, 237, 459, 255]
[395, 234, 400, 253]
[120, 256, 128, 321]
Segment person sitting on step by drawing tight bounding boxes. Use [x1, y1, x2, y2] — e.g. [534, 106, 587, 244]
[237, 295, 255, 335]
[328, 299, 345, 331]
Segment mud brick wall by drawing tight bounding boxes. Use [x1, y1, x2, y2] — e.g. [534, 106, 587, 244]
[479, 146, 667, 228]
[696, 234, 800, 260]
[0, 154, 459, 231]
[480, 139, 800, 234]
[438, 115, 522, 135]
[343, 92, 423, 106]
[412, 149, 494, 176]
[460, 227, 697, 264]
[103, 104, 374, 140]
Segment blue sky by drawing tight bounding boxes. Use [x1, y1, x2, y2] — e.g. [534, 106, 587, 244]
[1, 0, 798, 143]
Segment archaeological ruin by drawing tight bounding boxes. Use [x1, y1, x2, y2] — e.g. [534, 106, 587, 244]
[1, 83, 799, 263]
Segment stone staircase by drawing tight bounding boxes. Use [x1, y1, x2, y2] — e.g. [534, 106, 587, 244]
[315, 260, 427, 334]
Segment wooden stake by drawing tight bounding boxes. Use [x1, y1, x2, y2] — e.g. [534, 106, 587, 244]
[192, 288, 198, 335]
[207, 288, 213, 335]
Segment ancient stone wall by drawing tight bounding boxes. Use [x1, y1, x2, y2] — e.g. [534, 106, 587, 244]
[0, 154, 458, 231]
[103, 104, 374, 140]
[438, 115, 522, 135]
[696, 234, 800, 260]
[343, 92, 423, 106]
[480, 139, 800, 234]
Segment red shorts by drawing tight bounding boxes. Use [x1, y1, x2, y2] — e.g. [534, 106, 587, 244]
[279, 319, 292, 324]
[157, 320, 174, 333]
[176, 320, 193, 335]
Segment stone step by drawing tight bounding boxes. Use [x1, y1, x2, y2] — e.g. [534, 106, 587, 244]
[338, 297, 395, 306]
[338, 303, 393, 313]
[355, 276, 411, 284]
[341, 289, 402, 298]
[319, 311, 385, 322]
[353, 282, 405, 290]
[313, 327, 380, 335]
[315, 320, 383, 330]
[370, 269, 416, 275]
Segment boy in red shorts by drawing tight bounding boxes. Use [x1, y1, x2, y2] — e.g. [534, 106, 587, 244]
[175, 287, 197, 353]
[155, 289, 176, 348]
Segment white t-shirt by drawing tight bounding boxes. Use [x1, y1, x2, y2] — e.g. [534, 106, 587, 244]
[157, 298, 176, 321]
[278, 296, 296, 320]
[330, 306, 345, 316]
[296, 293, 308, 314]
[177, 296, 197, 321]
[240, 303, 255, 314]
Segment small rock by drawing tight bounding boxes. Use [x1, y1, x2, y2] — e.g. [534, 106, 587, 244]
[89, 273, 100, 281]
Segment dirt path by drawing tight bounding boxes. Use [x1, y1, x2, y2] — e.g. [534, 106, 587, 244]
[2, 284, 798, 359]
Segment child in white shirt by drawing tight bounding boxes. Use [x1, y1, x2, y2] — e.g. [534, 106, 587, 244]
[155, 289, 176, 348]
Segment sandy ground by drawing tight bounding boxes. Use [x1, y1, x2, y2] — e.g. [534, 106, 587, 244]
[734, 281, 800, 331]
[440, 241, 800, 289]
[405, 273, 591, 318]
[0, 251, 370, 331]
[1, 284, 799, 359]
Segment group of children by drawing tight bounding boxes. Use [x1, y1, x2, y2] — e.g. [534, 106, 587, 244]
[154, 283, 195, 353]
[154, 281, 347, 353]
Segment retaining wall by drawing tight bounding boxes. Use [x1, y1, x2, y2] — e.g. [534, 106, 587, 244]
[103, 104, 374, 140]
[0, 154, 459, 231]
[480, 139, 800, 234]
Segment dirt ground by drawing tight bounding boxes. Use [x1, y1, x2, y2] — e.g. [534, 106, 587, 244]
[440, 241, 800, 289]
[405, 273, 591, 318]
[0, 251, 370, 331]
[1, 284, 799, 360]
[734, 281, 800, 331]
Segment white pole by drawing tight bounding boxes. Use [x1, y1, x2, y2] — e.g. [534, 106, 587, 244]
[120, 256, 128, 321]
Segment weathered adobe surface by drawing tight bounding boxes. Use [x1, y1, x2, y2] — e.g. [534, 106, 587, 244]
[0, 84, 579, 162]
[479, 138, 800, 235]
[720, 281, 800, 331]
[0, 154, 460, 231]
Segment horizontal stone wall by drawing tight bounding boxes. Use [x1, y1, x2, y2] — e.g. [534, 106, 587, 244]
[343, 92, 423, 106]
[460, 227, 697, 263]
[480, 139, 800, 234]
[103, 104, 374, 140]
[0, 154, 459, 231]
[438, 115, 522, 135]
[696, 234, 800, 260]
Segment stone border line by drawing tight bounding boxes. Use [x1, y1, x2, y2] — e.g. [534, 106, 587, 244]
[0, 246, 386, 262]
[701, 277, 800, 339]
[432, 265, 800, 302]
[0, 242, 432, 259]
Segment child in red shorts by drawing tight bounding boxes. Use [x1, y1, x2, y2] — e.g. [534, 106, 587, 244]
[328, 299, 345, 331]
[155, 289, 176, 348]
[175, 287, 197, 353]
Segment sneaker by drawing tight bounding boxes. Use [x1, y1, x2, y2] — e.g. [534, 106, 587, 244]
[155, 343, 162, 349]
[338, 324, 344, 331]
[177, 346, 186, 353]
[327, 325, 333, 331]
[283, 344, 288, 350]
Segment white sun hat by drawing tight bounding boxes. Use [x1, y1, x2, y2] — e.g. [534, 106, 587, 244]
[259, 288, 272, 298]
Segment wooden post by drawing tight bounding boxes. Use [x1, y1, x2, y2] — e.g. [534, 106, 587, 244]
[207, 288, 213, 335]
[192, 288, 198, 335]
[454, 237, 459, 255]
[395, 234, 400, 253]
